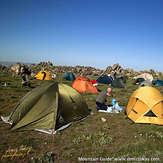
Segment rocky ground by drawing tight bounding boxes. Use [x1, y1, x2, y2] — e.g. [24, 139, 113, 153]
[0, 70, 163, 162]
[0, 61, 162, 79]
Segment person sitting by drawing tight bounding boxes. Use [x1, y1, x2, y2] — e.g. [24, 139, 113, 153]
[96, 88, 120, 113]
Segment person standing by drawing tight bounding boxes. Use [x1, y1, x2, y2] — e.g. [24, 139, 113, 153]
[21, 66, 31, 87]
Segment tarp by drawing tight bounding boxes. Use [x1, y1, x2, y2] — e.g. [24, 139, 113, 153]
[90, 80, 98, 86]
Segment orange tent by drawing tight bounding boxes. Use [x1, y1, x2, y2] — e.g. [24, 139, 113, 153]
[72, 76, 98, 94]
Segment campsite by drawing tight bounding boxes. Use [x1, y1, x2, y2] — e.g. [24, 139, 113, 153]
[1, 0, 163, 162]
[0, 66, 163, 162]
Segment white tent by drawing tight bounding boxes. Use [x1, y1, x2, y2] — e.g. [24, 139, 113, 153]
[134, 73, 153, 82]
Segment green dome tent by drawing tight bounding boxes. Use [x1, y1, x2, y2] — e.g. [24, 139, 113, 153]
[111, 77, 126, 88]
[63, 72, 76, 81]
[1, 81, 89, 134]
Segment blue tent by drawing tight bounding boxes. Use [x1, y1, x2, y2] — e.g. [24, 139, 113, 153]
[96, 75, 113, 84]
[152, 80, 163, 86]
[63, 72, 76, 81]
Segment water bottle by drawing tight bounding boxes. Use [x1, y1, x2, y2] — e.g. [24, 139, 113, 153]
[112, 99, 116, 106]
[112, 99, 123, 112]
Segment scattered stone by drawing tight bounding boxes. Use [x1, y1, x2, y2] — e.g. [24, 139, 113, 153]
[101, 117, 106, 122]
[1, 62, 162, 79]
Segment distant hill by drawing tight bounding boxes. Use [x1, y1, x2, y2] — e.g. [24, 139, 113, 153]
[0, 61, 34, 67]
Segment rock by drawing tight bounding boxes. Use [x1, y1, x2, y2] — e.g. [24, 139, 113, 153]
[0, 61, 161, 80]
[101, 117, 106, 122]
[10, 63, 22, 76]
[112, 63, 120, 71]
[9, 63, 31, 77]
[0, 64, 9, 72]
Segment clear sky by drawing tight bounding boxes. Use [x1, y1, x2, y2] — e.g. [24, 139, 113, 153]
[0, 0, 163, 71]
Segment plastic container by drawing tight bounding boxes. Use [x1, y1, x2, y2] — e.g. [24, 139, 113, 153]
[112, 99, 123, 112]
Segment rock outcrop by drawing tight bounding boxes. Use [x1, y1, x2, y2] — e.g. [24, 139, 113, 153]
[3, 61, 162, 79]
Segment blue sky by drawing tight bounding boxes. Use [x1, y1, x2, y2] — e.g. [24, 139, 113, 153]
[0, 0, 163, 71]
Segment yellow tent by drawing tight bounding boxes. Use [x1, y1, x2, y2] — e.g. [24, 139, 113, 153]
[126, 86, 163, 125]
[35, 71, 52, 80]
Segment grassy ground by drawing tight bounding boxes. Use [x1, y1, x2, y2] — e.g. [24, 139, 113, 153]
[0, 71, 163, 163]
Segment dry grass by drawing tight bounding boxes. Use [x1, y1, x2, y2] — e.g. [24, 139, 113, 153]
[0, 71, 163, 162]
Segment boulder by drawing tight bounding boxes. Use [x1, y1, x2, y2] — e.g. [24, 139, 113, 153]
[10, 63, 22, 76]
